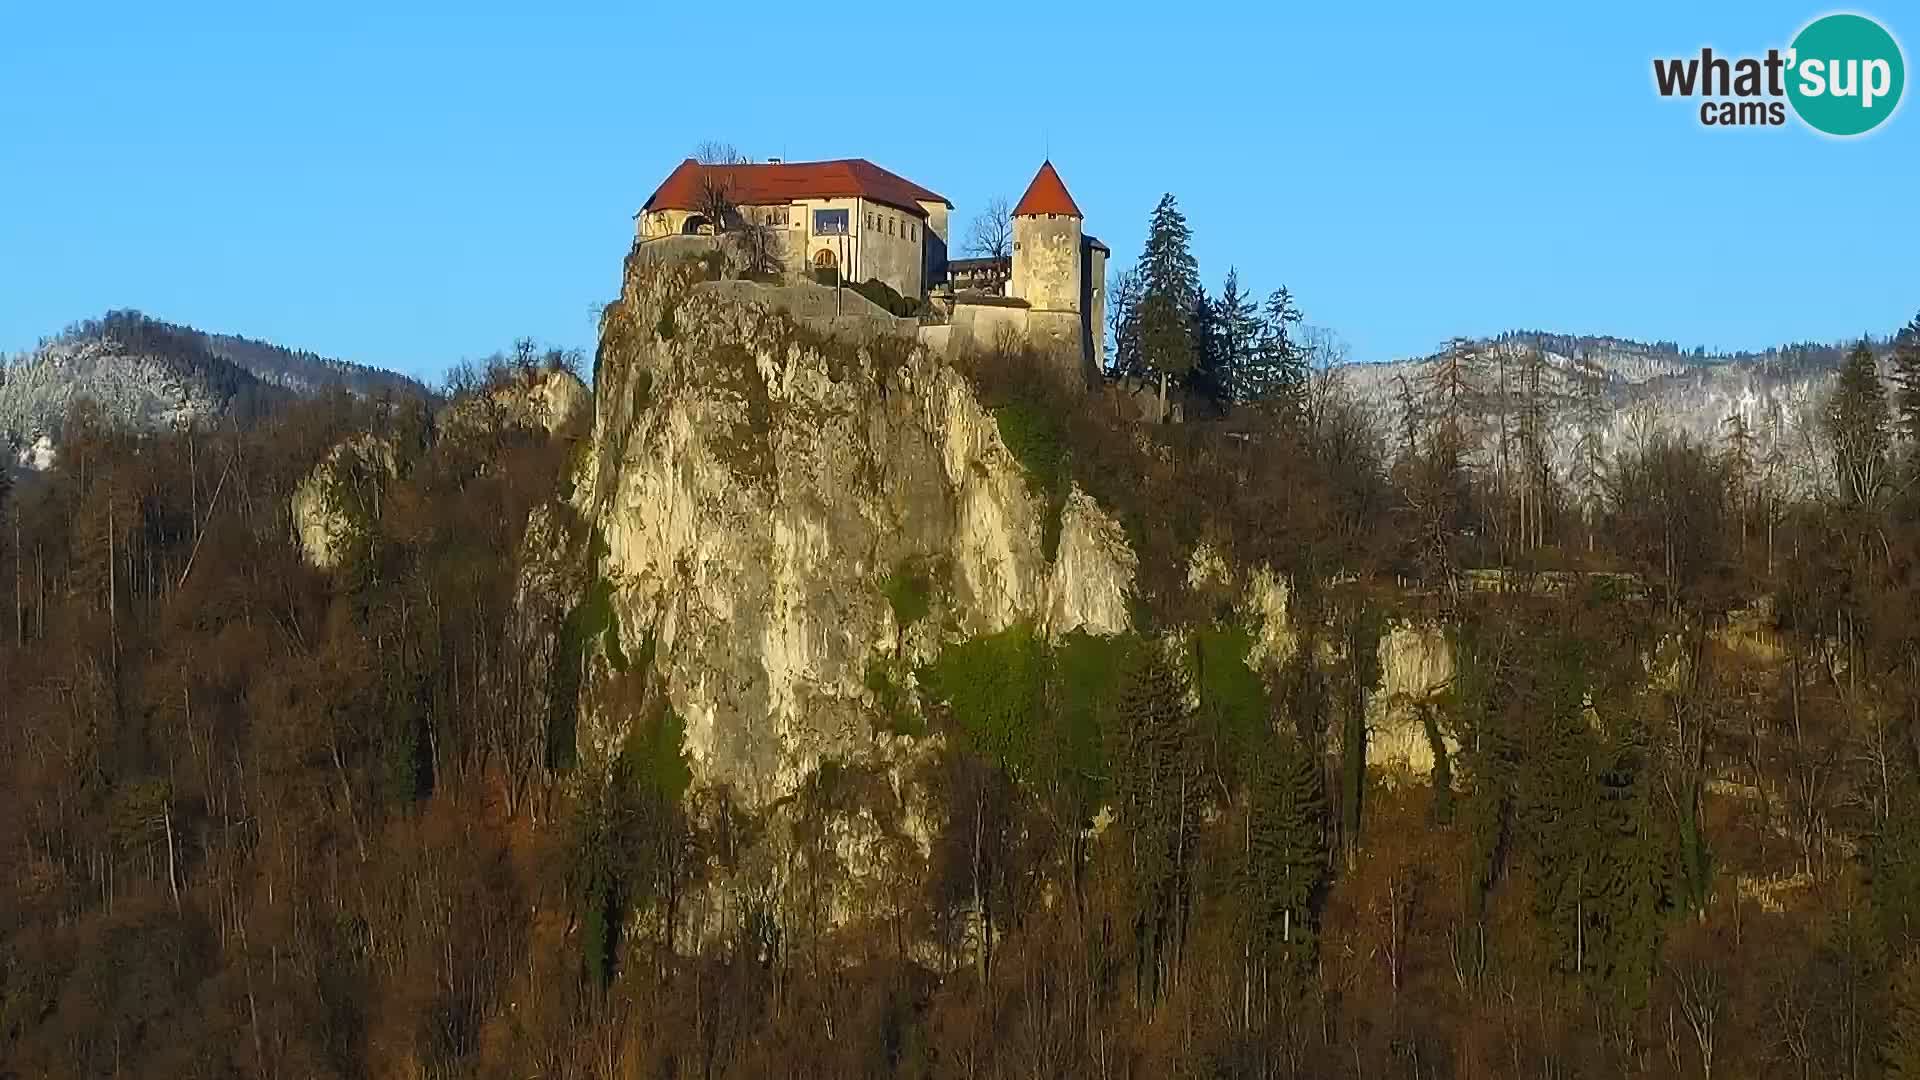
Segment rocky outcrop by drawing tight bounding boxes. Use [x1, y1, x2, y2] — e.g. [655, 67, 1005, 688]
[1202, 543, 1455, 778]
[439, 367, 591, 437]
[576, 254, 1136, 808]
[291, 435, 395, 569]
[1365, 622, 1455, 777]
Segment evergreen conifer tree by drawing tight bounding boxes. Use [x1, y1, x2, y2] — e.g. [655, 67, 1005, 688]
[1249, 287, 1308, 418]
[1189, 268, 1263, 411]
[1135, 193, 1200, 421]
[1113, 646, 1202, 1004]
[1588, 733, 1668, 1011]
[1187, 285, 1228, 413]
[1518, 700, 1594, 976]
[1248, 735, 1328, 976]
[1887, 960, 1920, 1077]
[1217, 270, 1262, 402]
[1893, 312, 1920, 446]
[1826, 341, 1891, 509]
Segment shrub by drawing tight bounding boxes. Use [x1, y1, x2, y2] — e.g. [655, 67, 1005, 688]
[919, 624, 1138, 814]
[918, 622, 1046, 767]
[850, 277, 922, 318]
[864, 656, 925, 737]
[993, 402, 1069, 560]
[881, 558, 934, 631]
[1190, 625, 1269, 772]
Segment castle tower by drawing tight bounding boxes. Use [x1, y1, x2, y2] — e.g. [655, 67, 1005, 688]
[1010, 160, 1097, 378]
[1010, 160, 1084, 315]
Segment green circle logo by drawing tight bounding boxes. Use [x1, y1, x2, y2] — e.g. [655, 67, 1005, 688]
[1787, 13, 1905, 136]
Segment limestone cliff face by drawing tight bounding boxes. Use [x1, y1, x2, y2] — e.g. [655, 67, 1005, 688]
[577, 254, 1136, 808]
[439, 367, 591, 437]
[291, 435, 395, 569]
[292, 370, 590, 570]
[1366, 623, 1455, 776]
[1221, 544, 1456, 777]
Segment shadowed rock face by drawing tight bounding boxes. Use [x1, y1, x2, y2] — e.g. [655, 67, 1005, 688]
[577, 254, 1136, 809]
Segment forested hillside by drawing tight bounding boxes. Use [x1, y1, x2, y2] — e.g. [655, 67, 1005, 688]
[1338, 331, 1889, 491]
[6, 231, 1920, 1079]
[1, 311, 429, 448]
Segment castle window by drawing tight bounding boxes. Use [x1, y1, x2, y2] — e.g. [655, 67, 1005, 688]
[911, 223, 917, 241]
[813, 208, 848, 236]
[888, 218, 895, 236]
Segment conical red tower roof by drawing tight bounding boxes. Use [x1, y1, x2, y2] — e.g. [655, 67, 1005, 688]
[1012, 160, 1082, 218]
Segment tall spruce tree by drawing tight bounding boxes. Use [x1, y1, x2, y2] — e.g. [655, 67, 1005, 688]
[1113, 646, 1202, 1005]
[1187, 285, 1228, 413]
[1190, 268, 1263, 411]
[1825, 341, 1891, 510]
[1589, 732, 1668, 1011]
[1217, 270, 1262, 403]
[1518, 699, 1595, 976]
[1893, 312, 1920, 447]
[1247, 735, 1328, 979]
[1250, 287, 1308, 418]
[1135, 193, 1201, 422]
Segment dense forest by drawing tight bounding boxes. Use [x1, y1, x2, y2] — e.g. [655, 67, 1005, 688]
[7, 250, 1920, 1080]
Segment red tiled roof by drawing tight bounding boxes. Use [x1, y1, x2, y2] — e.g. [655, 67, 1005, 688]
[642, 158, 950, 218]
[1012, 160, 1082, 218]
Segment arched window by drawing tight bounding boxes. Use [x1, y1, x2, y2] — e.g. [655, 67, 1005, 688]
[682, 214, 712, 236]
[813, 248, 838, 269]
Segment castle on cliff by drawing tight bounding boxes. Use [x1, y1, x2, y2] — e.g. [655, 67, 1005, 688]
[637, 158, 1108, 379]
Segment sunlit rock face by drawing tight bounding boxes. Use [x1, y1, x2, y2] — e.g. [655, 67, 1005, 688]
[438, 367, 591, 437]
[291, 435, 396, 569]
[577, 254, 1136, 809]
[1209, 546, 1455, 778]
[1366, 622, 1455, 777]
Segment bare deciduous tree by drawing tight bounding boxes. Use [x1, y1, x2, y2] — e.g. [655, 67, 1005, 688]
[693, 140, 748, 165]
[689, 140, 750, 244]
[1671, 957, 1726, 1080]
[696, 168, 736, 245]
[965, 195, 1013, 260]
[732, 216, 783, 277]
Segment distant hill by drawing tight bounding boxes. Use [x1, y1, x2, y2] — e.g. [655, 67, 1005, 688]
[1338, 329, 1886, 488]
[1, 310, 430, 449]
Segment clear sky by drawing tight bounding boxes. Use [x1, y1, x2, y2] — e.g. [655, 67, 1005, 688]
[2, 1, 1916, 380]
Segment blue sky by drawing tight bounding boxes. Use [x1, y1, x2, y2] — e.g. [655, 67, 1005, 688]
[2, 1, 1915, 379]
